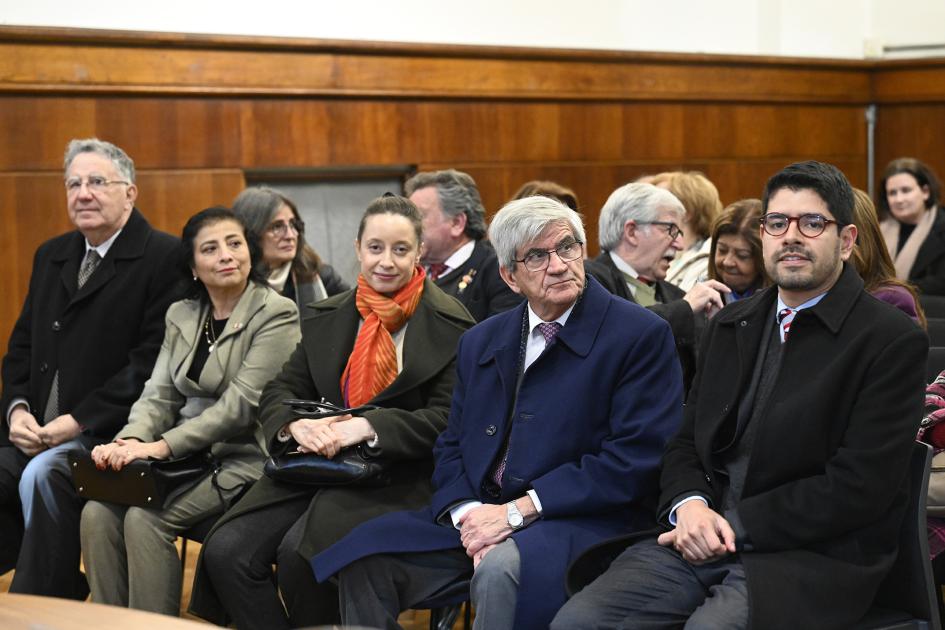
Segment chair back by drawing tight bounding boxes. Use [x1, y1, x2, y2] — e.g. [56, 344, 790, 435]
[872, 441, 941, 629]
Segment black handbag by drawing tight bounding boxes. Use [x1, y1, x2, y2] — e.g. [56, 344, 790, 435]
[263, 398, 389, 487]
[68, 449, 215, 509]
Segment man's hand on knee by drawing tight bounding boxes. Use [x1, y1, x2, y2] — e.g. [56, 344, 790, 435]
[8, 407, 46, 456]
[657, 501, 736, 565]
[37, 414, 81, 448]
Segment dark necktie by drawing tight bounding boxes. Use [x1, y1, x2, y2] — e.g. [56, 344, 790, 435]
[44, 250, 103, 423]
[427, 263, 448, 281]
[78, 249, 102, 288]
[777, 307, 796, 343]
[492, 321, 563, 486]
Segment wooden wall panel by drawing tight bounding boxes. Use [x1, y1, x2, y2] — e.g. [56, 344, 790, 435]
[0, 26, 888, 371]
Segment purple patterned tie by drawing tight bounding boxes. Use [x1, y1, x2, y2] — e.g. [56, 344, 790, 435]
[537, 322, 562, 347]
[492, 321, 563, 486]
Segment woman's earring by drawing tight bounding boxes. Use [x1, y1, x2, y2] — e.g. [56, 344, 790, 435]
[193, 275, 197, 281]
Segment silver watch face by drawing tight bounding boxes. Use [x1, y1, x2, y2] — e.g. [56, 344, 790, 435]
[507, 503, 524, 528]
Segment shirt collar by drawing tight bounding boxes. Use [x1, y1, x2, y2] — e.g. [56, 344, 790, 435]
[526, 301, 575, 335]
[608, 250, 639, 279]
[442, 239, 476, 272]
[776, 290, 827, 320]
[85, 228, 122, 259]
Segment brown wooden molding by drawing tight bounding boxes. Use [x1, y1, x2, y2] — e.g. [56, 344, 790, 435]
[0, 26, 872, 103]
[872, 62, 945, 103]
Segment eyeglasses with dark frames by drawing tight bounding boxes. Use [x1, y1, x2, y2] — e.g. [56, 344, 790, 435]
[759, 213, 838, 238]
[637, 221, 684, 241]
[64, 176, 130, 194]
[268, 218, 305, 238]
[515, 239, 584, 272]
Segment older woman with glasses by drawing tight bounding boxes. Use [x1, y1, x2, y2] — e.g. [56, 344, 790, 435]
[233, 186, 349, 308]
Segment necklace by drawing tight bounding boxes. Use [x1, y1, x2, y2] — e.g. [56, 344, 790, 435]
[204, 313, 218, 352]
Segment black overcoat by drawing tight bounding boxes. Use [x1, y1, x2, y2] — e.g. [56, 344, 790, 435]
[433, 239, 522, 322]
[0, 208, 180, 443]
[569, 264, 929, 629]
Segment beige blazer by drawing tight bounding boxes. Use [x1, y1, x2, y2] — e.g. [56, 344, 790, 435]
[115, 281, 301, 466]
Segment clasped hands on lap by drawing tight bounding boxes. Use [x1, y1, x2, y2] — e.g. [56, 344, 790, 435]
[8, 406, 82, 456]
[460, 497, 538, 568]
[288, 414, 375, 458]
[90, 438, 172, 470]
[658, 500, 736, 565]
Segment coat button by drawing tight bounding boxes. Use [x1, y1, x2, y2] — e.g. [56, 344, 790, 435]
[39, 363, 48, 373]
[485, 425, 497, 436]
[705, 473, 713, 486]
[740, 320, 748, 327]
[52, 321, 61, 331]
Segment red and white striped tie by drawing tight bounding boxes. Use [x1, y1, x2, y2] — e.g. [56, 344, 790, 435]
[777, 308, 796, 342]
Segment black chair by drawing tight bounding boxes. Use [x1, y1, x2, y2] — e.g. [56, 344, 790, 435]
[415, 581, 471, 630]
[928, 348, 945, 383]
[858, 441, 941, 630]
[923, 296, 945, 320]
[929, 320, 945, 348]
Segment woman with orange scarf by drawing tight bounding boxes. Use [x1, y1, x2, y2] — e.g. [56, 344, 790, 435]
[188, 195, 476, 629]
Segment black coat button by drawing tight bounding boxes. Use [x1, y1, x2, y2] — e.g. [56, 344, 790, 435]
[39, 363, 48, 373]
[51, 321, 61, 331]
[485, 425, 497, 436]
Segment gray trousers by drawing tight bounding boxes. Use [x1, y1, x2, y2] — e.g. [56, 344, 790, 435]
[339, 538, 521, 630]
[79, 460, 256, 615]
[551, 537, 749, 630]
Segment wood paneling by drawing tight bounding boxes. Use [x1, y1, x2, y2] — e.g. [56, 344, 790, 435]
[0, 27, 871, 103]
[0, 26, 884, 362]
[870, 59, 945, 196]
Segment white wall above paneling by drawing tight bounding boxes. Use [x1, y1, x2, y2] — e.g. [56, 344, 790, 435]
[2, 0, 944, 60]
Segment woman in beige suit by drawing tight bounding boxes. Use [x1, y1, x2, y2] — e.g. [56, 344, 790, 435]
[79, 206, 301, 616]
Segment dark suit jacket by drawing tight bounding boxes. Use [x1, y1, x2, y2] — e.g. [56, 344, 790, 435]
[314, 277, 683, 630]
[0, 209, 180, 444]
[434, 239, 523, 322]
[909, 206, 945, 296]
[188, 279, 475, 624]
[586, 251, 698, 392]
[570, 264, 928, 629]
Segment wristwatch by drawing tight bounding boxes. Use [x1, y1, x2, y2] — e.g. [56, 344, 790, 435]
[506, 501, 525, 530]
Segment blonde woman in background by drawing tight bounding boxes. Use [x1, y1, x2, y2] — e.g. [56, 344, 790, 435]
[651, 171, 723, 291]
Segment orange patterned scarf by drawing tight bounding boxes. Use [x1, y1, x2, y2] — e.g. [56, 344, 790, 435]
[341, 266, 426, 407]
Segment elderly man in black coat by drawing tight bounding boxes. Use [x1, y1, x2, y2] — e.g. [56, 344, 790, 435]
[0, 138, 180, 598]
[585, 182, 732, 391]
[553, 161, 929, 629]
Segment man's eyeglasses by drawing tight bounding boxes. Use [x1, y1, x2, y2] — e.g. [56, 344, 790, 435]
[64, 176, 129, 194]
[515, 240, 584, 272]
[637, 221, 683, 241]
[268, 218, 305, 238]
[759, 213, 838, 238]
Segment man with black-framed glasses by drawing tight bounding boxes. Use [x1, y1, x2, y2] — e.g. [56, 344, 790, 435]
[555, 160, 928, 630]
[0, 138, 180, 600]
[587, 182, 732, 391]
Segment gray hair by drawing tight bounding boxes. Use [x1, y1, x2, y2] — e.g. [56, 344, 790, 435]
[404, 169, 487, 240]
[598, 183, 685, 250]
[489, 196, 586, 269]
[63, 138, 136, 184]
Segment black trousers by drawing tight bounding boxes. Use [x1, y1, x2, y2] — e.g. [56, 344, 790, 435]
[200, 495, 339, 629]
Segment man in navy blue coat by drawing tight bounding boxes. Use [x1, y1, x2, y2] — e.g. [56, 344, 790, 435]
[314, 196, 684, 629]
